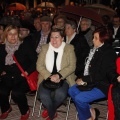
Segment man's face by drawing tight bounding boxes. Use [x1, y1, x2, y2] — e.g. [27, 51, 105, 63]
[113, 17, 120, 28]
[41, 21, 51, 33]
[34, 18, 41, 31]
[56, 18, 65, 28]
[19, 28, 29, 39]
[80, 20, 90, 31]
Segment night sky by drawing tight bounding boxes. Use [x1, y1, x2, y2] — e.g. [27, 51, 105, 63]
[4, 0, 66, 7]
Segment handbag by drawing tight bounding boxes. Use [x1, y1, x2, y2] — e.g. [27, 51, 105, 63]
[76, 82, 96, 91]
[13, 55, 38, 91]
[43, 77, 63, 90]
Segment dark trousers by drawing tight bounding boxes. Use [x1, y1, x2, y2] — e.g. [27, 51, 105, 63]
[38, 81, 69, 120]
[0, 75, 29, 115]
[112, 86, 120, 120]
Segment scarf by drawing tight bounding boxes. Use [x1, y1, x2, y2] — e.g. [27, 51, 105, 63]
[45, 42, 66, 73]
[5, 40, 21, 65]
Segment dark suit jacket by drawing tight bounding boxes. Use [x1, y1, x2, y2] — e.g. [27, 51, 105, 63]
[65, 34, 90, 78]
[111, 26, 120, 41]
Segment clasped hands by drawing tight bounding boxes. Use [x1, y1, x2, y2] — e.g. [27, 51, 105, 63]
[50, 74, 61, 83]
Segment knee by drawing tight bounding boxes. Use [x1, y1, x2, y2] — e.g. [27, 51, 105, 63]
[11, 91, 24, 100]
[56, 92, 67, 101]
[39, 93, 49, 101]
[68, 86, 76, 98]
[68, 87, 72, 95]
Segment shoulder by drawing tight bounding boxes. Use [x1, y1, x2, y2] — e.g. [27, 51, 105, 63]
[0, 44, 5, 50]
[64, 44, 74, 51]
[41, 44, 49, 51]
[100, 43, 117, 58]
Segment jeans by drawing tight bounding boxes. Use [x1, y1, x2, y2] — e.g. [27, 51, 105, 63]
[68, 84, 106, 120]
[38, 80, 69, 120]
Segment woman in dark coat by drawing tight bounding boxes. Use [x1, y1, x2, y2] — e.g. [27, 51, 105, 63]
[0, 25, 37, 120]
[68, 27, 120, 120]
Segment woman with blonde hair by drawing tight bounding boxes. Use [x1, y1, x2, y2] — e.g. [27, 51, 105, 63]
[0, 25, 37, 120]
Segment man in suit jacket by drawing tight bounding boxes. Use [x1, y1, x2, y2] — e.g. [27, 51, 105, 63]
[32, 16, 52, 55]
[111, 15, 120, 45]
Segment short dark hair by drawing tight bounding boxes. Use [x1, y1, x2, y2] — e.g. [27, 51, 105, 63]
[65, 20, 77, 30]
[50, 28, 65, 38]
[93, 27, 111, 43]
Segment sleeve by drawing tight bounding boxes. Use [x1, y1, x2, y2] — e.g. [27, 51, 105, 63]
[36, 45, 51, 80]
[59, 45, 76, 79]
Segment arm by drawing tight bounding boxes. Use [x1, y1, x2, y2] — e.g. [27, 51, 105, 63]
[36, 45, 51, 80]
[59, 45, 76, 79]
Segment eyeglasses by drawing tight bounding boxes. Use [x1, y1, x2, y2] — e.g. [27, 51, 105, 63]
[19, 29, 28, 31]
[80, 23, 88, 26]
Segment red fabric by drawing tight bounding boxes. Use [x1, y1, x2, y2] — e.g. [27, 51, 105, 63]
[108, 84, 114, 120]
[116, 57, 120, 74]
[108, 57, 120, 120]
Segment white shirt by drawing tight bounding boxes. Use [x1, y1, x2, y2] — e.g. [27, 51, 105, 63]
[113, 27, 119, 38]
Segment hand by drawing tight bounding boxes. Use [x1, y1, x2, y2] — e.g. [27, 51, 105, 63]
[76, 78, 83, 85]
[1, 71, 6, 76]
[21, 71, 28, 77]
[117, 76, 120, 83]
[50, 74, 61, 83]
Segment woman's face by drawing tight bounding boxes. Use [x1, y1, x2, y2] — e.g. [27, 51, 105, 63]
[80, 20, 89, 31]
[7, 29, 19, 44]
[93, 32, 103, 47]
[56, 18, 65, 28]
[50, 32, 64, 48]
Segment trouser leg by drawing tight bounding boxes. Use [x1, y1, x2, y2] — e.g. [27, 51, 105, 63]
[53, 81, 69, 111]
[68, 84, 80, 101]
[39, 82, 55, 120]
[11, 80, 29, 115]
[69, 86, 105, 120]
[0, 84, 11, 113]
[38, 81, 69, 120]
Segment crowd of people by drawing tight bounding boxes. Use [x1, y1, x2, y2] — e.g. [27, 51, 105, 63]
[0, 12, 120, 120]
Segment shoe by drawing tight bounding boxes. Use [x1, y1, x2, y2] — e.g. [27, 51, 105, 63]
[41, 109, 48, 118]
[20, 109, 30, 120]
[46, 113, 57, 120]
[94, 108, 100, 120]
[0, 107, 12, 119]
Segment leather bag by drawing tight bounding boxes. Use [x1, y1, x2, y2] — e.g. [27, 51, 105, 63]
[43, 78, 63, 90]
[13, 55, 38, 91]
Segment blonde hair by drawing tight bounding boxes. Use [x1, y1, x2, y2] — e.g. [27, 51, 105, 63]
[2, 25, 20, 43]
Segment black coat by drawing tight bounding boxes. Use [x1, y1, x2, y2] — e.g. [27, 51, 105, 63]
[82, 43, 118, 96]
[65, 34, 90, 78]
[0, 41, 37, 86]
